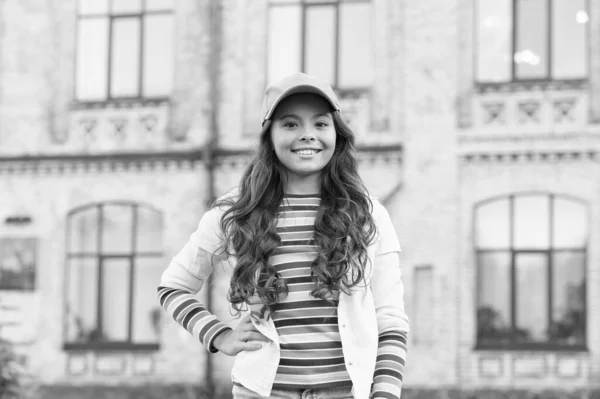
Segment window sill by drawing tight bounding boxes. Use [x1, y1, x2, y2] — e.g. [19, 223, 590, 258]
[63, 342, 160, 352]
[475, 79, 587, 94]
[70, 97, 170, 111]
[474, 343, 588, 352]
[335, 87, 371, 98]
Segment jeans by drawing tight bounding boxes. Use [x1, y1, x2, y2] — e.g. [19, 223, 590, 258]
[232, 383, 354, 399]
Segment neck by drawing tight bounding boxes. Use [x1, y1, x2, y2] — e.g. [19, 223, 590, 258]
[284, 175, 321, 195]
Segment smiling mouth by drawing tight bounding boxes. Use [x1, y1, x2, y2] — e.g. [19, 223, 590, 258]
[292, 149, 321, 156]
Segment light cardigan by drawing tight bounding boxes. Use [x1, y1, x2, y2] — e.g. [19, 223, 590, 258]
[158, 197, 409, 399]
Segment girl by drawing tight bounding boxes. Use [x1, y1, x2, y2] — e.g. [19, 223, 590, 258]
[157, 73, 409, 399]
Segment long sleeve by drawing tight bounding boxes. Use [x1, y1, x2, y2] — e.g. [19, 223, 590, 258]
[372, 330, 408, 398]
[370, 201, 409, 398]
[157, 207, 232, 353]
[157, 284, 231, 353]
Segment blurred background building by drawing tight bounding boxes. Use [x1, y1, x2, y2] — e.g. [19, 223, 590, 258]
[0, 0, 597, 398]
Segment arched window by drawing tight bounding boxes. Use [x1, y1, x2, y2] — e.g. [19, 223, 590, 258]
[64, 202, 164, 350]
[474, 194, 587, 349]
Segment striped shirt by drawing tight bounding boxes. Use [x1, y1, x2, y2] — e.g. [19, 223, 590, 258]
[158, 194, 408, 398]
[270, 194, 352, 389]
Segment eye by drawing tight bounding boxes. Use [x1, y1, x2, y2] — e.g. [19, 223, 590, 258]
[282, 121, 298, 128]
[315, 121, 329, 128]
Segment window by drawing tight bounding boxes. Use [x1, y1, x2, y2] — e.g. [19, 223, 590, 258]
[267, 0, 373, 89]
[475, 0, 588, 82]
[75, 0, 174, 101]
[475, 194, 587, 349]
[412, 264, 434, 344]
[64, 202, 164, 350]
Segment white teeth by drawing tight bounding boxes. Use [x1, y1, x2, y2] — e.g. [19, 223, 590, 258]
[295, 149, 319, 156]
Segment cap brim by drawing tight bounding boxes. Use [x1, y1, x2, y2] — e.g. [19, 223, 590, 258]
[263, 85, 340, 122]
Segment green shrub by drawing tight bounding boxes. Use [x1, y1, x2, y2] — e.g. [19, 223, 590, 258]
[0, 338, 21, 399]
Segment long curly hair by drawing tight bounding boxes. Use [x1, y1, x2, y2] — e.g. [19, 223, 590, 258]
[216, 109, 376, 319]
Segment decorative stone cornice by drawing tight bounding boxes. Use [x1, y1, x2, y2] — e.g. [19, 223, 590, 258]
[0, 144, 403, 175]
[213, 145, 403, 169]
[458, 131, 600, 144]
[475, 79, 588, 94]
[0, 151, 205, 175]
[461, 150, 599, 164]
[69, 98, 170, 111]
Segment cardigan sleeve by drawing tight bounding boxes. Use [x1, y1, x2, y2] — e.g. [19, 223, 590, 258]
[370, 200, 409, 398]
[157, 206, 232, 353]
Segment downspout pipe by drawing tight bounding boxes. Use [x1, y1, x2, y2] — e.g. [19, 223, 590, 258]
[205, 0, 222, 396]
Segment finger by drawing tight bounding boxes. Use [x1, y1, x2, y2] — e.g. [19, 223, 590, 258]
[240, 342, 263, 352]
[245, 331, 271, 342]
[239, 316, 261, 332]
[239, 315, 255, 327]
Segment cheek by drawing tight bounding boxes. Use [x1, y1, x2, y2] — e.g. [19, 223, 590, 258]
[270, 133, 285, 152]
[327, 130, 337, 149]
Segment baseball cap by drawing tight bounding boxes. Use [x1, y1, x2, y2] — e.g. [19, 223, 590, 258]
[261, 72, 341, 125]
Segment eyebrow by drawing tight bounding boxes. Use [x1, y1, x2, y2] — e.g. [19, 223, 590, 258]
[277, 113, 332, 120]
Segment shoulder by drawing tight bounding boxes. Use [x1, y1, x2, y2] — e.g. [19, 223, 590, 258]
[207, 187, 240, 216]
[195, 188, 240, 232]
[367, 195, 402, 252]
[367, 195, 389, 222]
[215, 186, 240, 206]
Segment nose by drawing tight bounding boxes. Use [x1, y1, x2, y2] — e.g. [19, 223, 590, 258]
[299, 132, 316, 142]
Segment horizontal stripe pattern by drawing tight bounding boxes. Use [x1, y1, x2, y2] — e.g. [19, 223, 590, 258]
[158, 194, 409, 397]
[371, 331, 408, 399]
[272, 195, 351, 389]
[157, 286, 231, 353]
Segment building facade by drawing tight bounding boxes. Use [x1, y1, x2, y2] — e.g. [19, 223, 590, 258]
[0, 0, 598, 398]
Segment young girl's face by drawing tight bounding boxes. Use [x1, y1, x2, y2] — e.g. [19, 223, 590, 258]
[270, 93, 336, 190]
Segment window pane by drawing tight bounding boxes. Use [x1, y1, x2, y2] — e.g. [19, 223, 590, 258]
[101, 258, 130, 341]
[268, 5, 302, 84]
[66, 258, 98, 343]
[76, 18, 109, 100]
[101, 205, 133, 254]
[413, 265, 434, 343]
[475, 199, 510, 249]
[477, 252, 511, 344]
[551, 252, 585, 345]
[136, 206, 163, 252]
[515, 0, 548, 79]
[110, 17, 141, 98]
[514, 196, 549, 249]
[515, 253, 548, 342]
[146, 0, 174, 11]
[552, 0, 587, 78]
[553, 198, 587, 248]
[143, 14, 174, 97]
[69, 207, 99, 253]
[475, 0, 512, 82]
[0, 238, 36, 291]
[132, 257, 164, 343]
[305, 6, 336, 85]
[111, 0, 142, 14]
[79, 0, 108, 15]
[339, 2, 372, 87]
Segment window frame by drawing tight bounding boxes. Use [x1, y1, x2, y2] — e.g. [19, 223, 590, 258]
[74, 0, 174, 104]
[474, 0, 590, 85]
[474, 193, 588, 351]
[63, 201, 163, 352]
[267, 0, 373, 92]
